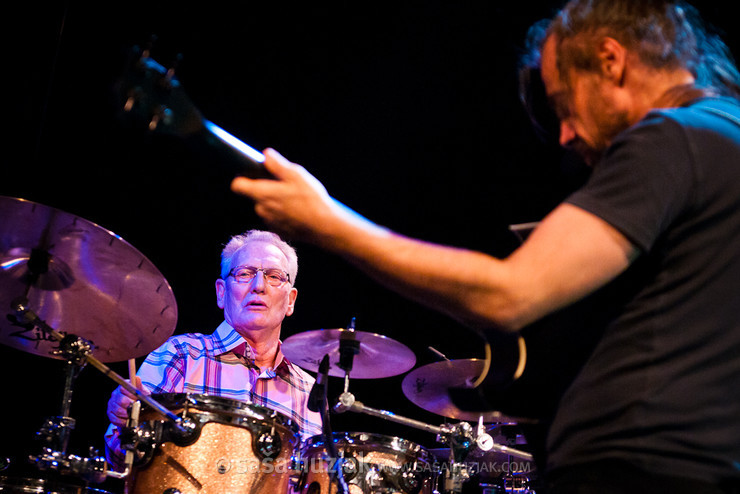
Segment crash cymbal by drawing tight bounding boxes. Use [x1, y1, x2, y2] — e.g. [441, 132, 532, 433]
[282, 328, 416, 378]
[0, 196, 177, 362]
[402, 359, 518, 423]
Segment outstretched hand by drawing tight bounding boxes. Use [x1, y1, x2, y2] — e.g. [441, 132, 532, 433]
[230, 149, 343, 243]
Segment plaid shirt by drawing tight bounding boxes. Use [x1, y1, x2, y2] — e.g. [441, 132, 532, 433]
[105, 321, 322, 465]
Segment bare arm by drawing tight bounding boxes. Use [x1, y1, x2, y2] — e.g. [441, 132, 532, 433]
[232, 149, 638, 331]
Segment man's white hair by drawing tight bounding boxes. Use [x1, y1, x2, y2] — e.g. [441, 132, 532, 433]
[220, 230, 298, 284]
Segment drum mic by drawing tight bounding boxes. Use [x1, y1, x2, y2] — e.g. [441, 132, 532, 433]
[308, 354, 330, 413]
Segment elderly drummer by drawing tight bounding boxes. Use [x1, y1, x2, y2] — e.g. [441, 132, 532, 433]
[104, 230, 322, 469]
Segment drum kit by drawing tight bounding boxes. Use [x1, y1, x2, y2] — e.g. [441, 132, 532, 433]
[0, 195, 537, 494]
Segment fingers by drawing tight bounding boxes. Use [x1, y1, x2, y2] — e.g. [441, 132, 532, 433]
[107, 387, 130, 427]
[231, 148, 298, 196]
[106, 378, 147, 427]
[262, 148, 293, 176]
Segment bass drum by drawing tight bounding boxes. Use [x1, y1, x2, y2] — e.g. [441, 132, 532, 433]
[294, 432, 436, 494]
[128, 393, 299, 494]
[0, 476, 112, 493]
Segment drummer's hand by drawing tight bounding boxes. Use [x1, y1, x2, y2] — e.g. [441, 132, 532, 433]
[230, 149, 342, 242]
[106, 376, 147, 428]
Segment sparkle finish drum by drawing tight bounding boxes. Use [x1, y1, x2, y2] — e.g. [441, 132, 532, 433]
[128, 393, 299, 494]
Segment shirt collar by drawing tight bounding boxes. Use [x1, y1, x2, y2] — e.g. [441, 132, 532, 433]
[213, 321, 292, 377]
[212, 320, 247, 355]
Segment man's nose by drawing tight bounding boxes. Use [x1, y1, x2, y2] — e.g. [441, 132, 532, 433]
[249, 272, 267, 291]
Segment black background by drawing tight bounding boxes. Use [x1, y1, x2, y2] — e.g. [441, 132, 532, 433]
[2, 1, 736, 491]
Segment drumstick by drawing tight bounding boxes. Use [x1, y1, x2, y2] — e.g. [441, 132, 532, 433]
[128, 358, 137, 383]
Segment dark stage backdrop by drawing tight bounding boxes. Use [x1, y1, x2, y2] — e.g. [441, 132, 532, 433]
[2, 1, 736, 491]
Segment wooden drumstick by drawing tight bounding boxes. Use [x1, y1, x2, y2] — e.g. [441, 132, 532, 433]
[128, 358, 137, 382]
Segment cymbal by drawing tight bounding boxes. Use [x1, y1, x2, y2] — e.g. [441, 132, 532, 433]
[402, 359, 518, 423]
[0, 196, 177, 362]
[281, 328, 416, 378]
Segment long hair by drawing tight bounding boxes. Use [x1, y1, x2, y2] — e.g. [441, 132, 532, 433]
[519, 0, 740, 140]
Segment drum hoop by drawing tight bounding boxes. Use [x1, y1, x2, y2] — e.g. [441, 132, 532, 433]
[303, 432, 432, 463]
[145, 393, 299, 438]
[0, 476, 112, 493]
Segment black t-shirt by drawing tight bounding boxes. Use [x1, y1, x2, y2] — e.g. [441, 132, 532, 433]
[547, 97, 740, 483]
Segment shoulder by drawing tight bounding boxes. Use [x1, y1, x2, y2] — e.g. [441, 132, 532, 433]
[642, 97, 740, 133]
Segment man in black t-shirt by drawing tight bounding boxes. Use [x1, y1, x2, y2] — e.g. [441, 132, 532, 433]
[230, 1, 740, 492]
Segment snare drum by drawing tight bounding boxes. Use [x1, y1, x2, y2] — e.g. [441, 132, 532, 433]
[295, 432, 436, 494]
[0, 476, 112, 493]
[128, 393, 299, 494]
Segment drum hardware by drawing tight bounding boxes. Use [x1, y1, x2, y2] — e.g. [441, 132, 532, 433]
[8, 297, 195, 484]
[431, 423, 538, 494]
[333, 391, 501, 493]
[297, 432, 436, 494]
[321, 324, 355, 494]
[0, 197, 195, 486]
[331, 366, 534, 493]
[337, 318, 361, 394]
[292, 317, 402, 494]
[0, 475, 116, 493]
[119, 407, 194, 468]
[253, 428, 283, 460]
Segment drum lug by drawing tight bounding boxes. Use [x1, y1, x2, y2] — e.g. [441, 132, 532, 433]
[120, 420, 159, 466]
[253, 429, 283, 460]
[340, 455, 359, 482]
[398, 466, 424, 494]
[164, 416, 201, 447]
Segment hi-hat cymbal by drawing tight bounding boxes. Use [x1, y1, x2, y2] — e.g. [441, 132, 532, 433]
[281, 328, 416, 378]
[402, 359, 519, 423]
[0, 196, 177, 362]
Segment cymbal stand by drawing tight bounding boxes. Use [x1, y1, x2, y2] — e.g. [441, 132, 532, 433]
[11, 300, 196, 483]
[319, 318, 370, 494]
[30, 330, 108, 482]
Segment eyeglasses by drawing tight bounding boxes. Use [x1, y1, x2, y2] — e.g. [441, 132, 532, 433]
[226, 266, 291, 287]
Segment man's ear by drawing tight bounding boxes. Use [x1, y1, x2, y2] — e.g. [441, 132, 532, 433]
[215, 279, 226, 309]
[285, 287, 298, 316]
[598, 36, 627, 85]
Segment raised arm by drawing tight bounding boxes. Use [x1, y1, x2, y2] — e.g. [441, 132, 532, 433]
[231, 149, 638, 331]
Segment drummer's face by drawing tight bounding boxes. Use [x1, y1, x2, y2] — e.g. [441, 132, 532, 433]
[216, 241, 297, 336]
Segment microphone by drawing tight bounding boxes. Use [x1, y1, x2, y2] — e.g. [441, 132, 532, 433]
[307, 354, 330, 413]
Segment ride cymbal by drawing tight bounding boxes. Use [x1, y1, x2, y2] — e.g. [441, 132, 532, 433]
[282, 328, 416, 379]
